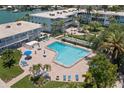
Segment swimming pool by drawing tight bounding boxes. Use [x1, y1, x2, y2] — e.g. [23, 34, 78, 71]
[48, 42, 91, 67]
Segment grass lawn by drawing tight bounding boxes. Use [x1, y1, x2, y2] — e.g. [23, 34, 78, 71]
[11, 75, 84, 88]
[0, 50, 23, 82]
[11, 75, 35, 88]
[42, 81, 68, 88]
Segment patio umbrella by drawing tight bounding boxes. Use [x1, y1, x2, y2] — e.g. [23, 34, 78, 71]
[24, 49, 32, 56]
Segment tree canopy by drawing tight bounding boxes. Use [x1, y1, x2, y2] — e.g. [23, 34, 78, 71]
[1, 49, 21, 68]
[92, 23, 124, 69]
[83, 54, 118, 88]
[88, 21, 103, 32]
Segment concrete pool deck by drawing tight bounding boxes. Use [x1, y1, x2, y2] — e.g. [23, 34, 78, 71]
[18, 38, 95, 82]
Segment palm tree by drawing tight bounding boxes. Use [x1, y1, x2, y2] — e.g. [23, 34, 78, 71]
[43, 23, 48, 31]
[86, 6, 92, 23]
[51, 21, 58, 31]
[51, 20, 65, 36]
[109, 15, 117, 24]
[91, 29, 109, 50]
[29, 64, 42, 78]
[44, 64, 51, 71]
[54, 5, 58, 10]
[58, 19, 65, 32]
[75, 15, 81, 32]
[83, 72, 97, 88]
[102, 5, 108, 11]
[51, 21, 58, 36]
[89, 21, 102, 32]
[35, 76, 47, 87]
[1, 49, 16, 68]
[76, 5, 81, 11]
[86, 6, 92, 14]
[94, 12, 100, 21]
[99, 31, 124, 68]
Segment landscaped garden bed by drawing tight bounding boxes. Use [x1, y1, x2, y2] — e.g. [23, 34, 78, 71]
[67, 34, 95, 42]
[62, 36, 91, 48]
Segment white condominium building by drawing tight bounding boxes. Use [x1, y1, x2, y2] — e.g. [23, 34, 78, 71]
[30, 8, 124, 30]
[0, 21, 43, 52]
[30, 8, 79, 32]
[78, 10, 124, 26]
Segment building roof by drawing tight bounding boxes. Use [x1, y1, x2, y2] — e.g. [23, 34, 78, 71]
[31, 7, 124, 19]
[31, 8, 78, 19]
[96, 11, 124, 16]
[79, 9, 124, 17]
[0, 21, 42, 39]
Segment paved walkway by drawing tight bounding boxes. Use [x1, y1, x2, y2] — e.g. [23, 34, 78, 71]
[6, 70, 30, 87]
[0, 79, 9, 88]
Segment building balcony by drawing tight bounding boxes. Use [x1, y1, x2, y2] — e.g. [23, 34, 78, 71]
[0, 37, 28, 49]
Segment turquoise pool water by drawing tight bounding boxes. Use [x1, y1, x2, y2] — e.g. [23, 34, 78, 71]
[48, 42, 90, 67]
